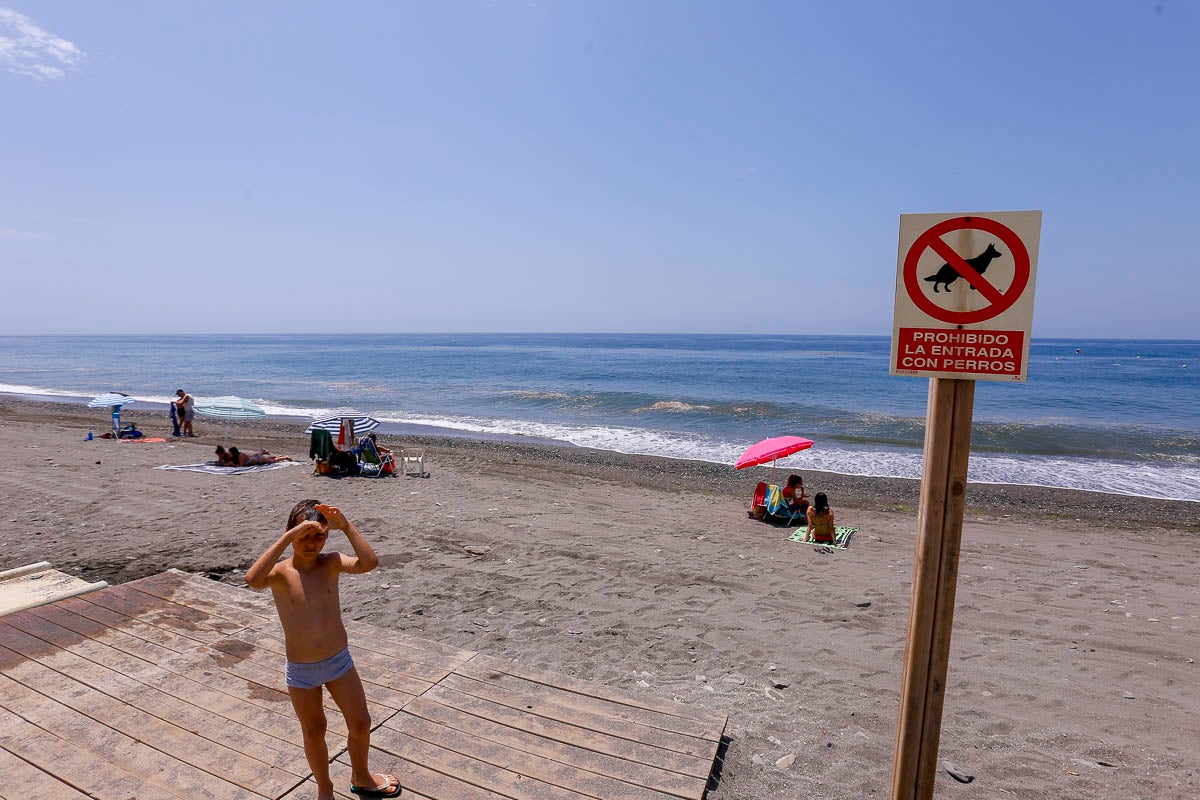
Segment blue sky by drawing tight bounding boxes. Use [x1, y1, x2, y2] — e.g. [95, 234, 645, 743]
[2, 1, 1196, 337]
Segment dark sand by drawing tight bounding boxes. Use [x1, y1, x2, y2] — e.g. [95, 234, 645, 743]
[1, 397, 1197, 798]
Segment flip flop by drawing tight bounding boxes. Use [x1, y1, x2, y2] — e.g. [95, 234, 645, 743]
[350, 775, 402, 798]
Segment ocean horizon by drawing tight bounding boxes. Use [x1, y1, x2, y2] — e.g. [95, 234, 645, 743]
[1, 333, 1196, 502]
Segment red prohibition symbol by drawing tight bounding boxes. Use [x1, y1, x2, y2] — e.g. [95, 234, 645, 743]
[903, 216, 1031, 325]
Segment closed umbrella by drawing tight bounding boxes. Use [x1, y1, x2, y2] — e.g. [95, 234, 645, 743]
[194, 396, 266, 445]
[88, 392, 135, 436]
[735, 435, 814, 483]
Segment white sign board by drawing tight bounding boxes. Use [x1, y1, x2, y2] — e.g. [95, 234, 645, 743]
[890, 210, 1042, 382]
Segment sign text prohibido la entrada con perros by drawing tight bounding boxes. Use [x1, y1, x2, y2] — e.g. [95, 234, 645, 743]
[890, 211, 1042, 382]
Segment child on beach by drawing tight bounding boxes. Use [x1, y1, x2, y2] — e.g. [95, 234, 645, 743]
[245, 500, 401, 799]
[806, 491, 835, 544]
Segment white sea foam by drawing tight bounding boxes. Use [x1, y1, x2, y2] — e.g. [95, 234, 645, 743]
[631, 401, 712, 414]
[5, 384, 1197, 501]
[375, 411, 1200, 502]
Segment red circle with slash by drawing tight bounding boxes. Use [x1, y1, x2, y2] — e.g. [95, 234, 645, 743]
[903, 216, 1030, 325]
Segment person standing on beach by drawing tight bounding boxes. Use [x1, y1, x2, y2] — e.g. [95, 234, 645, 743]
[244, 500, 401, 799]
[169, 401, 181, 437]
[175, 389, 195, 437]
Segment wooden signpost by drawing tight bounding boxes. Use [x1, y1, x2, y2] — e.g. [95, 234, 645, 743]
[888, 211, 1042, 800]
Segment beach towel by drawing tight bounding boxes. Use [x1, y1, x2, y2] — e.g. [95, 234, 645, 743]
[309, 428, 335, 461]
[119, 437, 167, 443]
[155, 461, 301, 475]
[788, 525, 859, 551]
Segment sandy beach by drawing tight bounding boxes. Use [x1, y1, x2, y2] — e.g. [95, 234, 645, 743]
[1, 397, 1196, 799]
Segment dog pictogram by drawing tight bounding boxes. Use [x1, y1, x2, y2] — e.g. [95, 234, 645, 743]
[923, 243, 1002, 293]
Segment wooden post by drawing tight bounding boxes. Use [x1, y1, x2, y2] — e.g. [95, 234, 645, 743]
[890, 377, 975, 800]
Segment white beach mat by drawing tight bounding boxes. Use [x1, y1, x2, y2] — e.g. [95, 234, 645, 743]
[155, 461, 303, 475]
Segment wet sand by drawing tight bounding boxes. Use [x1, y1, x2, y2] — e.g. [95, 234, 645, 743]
[1, 397, 1197, 798]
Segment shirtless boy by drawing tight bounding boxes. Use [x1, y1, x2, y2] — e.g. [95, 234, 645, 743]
[245, 500, 401, 798]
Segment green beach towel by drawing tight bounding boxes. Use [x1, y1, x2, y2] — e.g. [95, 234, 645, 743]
[788, 525, 858, 551]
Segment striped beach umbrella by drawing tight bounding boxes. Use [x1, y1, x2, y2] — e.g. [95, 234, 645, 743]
[87, 392, 136, 408]
[305, 415, 380, 436]
[88, 392, 135, 434]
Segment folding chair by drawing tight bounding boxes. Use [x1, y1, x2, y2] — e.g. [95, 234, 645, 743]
[762, 484, 806, 526]
[358, 438, 394, 478]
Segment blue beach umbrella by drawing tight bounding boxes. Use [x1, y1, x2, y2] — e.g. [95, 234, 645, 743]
[88, 392, 135, 435]
[194, 395, 266, 445]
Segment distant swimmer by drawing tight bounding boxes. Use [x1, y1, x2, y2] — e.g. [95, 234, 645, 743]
[1075, 348, 1081, 354]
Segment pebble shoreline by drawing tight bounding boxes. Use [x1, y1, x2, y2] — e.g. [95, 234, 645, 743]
[3, 396, 1195, 531]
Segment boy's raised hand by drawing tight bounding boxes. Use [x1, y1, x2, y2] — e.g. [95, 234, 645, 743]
[315, 503, 349, 530]
[288, 519, 328, 540]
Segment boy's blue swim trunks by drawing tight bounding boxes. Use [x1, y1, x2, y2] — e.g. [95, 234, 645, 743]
[285, 646, 354, 689]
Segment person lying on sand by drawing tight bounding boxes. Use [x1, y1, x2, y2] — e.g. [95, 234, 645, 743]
[228, 446, 293, 466]
[244, 501, 401, 799]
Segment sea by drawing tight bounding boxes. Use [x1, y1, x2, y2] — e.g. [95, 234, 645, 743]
[1, 334, 1197, 502]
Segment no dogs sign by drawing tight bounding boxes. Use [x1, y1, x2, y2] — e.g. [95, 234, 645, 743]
[890, 211, 1042, 382]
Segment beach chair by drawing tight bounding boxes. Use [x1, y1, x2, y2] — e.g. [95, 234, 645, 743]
[358, 438, 394, 478]
[400, 448, 426, 477]
[763, 483, 806, 526]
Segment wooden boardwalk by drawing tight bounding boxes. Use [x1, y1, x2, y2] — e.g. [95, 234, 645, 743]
[0, 570, 727, 799]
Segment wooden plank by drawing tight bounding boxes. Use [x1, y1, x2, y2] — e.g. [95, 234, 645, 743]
[333, 746, 512, 800]
[471, 654, 727, 732]
[439, 673, 715, 760]
[46, 594, 379, 737]
[135, 573, 473, 676]
[21, 604, 315, 764]
[148, 570, 477, 662]
[386, 710, 682, 800]
[48, 597, 333, 749]
[0, 706, 185, 800]
[209, 630, 432, 702]
[0, 609, 312, 728]
[423, 685, 712, 779]
[0, 629, 300, 798]
[370, 726, 597, 800]
[0, 742, 91, 798]
[82, 583, 242, 644]
[402, 697, 704, 800]
[0, 639, 308, 772]
[0, 673, 251, 800]
[277, 759, 437, 800]
[891, 377, 974, 800]
[6, 601, 362, 737]
[458, 658, 722, 741]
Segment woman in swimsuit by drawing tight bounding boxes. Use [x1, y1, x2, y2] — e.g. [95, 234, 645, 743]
[806, 492, 835, 544]
[229, 446, 294, 466]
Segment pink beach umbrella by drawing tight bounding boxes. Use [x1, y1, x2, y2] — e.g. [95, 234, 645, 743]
[735, 435, 815, 484]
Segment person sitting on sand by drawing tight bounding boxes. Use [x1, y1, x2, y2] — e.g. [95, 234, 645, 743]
[782, 474, 809, 516]
[806, 492, 835, 544]
[244, 501, 402, 799]
[229, 446, 293, 466]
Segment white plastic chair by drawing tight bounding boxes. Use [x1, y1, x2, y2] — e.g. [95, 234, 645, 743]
[400, 449, 426, 477]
